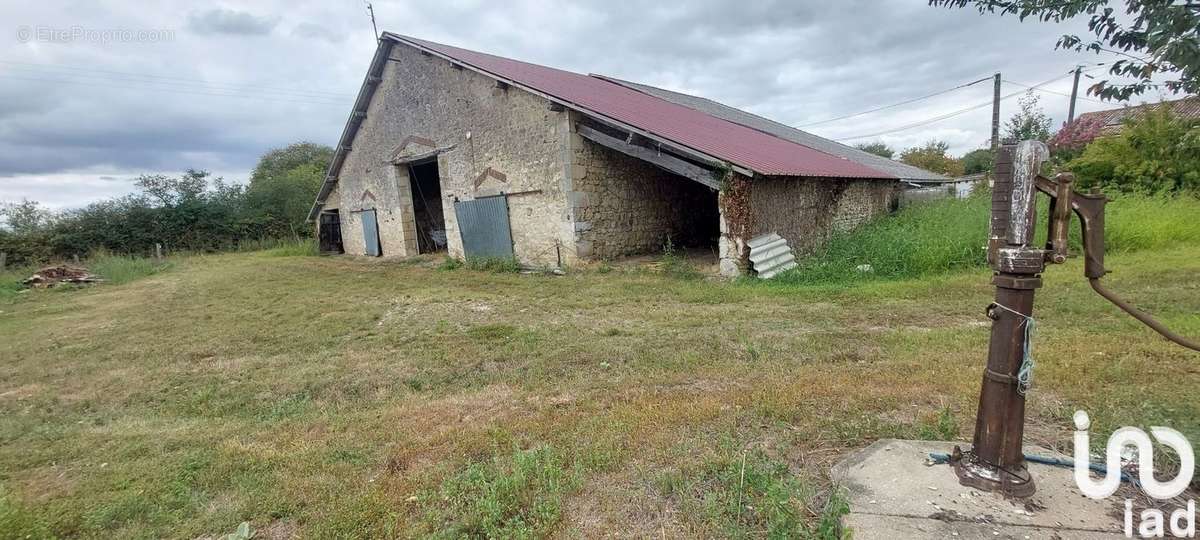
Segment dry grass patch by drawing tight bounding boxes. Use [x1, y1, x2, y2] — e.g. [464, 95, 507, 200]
[0, 246, 1196, 538]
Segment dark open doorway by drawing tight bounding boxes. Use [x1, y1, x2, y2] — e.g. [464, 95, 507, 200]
[408, 160, 447, 254]
[318, 210, 344, 254]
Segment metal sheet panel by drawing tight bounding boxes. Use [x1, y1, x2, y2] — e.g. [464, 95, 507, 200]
[454, 196, 514, 259]
[360, 209, 381, 257]
[748, 233, 797, 280]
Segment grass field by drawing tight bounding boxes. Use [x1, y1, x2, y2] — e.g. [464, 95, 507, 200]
[1, 240, 1198, 538]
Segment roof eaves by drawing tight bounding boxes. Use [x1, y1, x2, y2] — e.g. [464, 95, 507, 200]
[307, 38, 395, 222]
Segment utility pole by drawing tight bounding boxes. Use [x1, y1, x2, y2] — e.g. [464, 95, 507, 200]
[991, 72, 1001, 150]
[366, 2, 379, 41]
[1067, 65, 1082, 124]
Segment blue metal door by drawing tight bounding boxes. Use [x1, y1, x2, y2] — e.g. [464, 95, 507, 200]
[453, 196, 513, 259]
[360, 209, 381, 256]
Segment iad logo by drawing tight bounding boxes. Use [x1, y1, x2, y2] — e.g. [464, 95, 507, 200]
[1073, 410, 1196, 537]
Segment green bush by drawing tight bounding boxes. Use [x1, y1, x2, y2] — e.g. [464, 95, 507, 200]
[1068, 105, 1200, 194]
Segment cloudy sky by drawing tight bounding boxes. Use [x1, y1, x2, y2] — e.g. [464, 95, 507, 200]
[0, 1, 1182, 208]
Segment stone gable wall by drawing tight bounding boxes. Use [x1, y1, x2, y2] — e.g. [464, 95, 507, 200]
[331, 42, 573, 265]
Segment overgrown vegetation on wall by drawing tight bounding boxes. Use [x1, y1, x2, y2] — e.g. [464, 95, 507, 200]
[0, 142, 331, 266]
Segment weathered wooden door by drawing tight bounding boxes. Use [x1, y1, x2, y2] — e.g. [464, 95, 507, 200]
[453, 195, 513, 258]
[359, 209, 381, 257]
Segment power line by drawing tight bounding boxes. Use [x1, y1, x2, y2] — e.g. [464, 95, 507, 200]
[834, 72, 1076, 141]
[797, 75, 994, 128]
[1002, 79, 1106, 104]
[0, 60, 355, 100]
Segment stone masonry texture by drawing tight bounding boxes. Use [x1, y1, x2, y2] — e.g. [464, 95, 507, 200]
[567, 121, 720, 260]
[331, 42, 572, 266]
[319, 41, 899, 275]
[750, 177, 899, 256]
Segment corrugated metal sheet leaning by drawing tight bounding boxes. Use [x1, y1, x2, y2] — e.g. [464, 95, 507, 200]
[748, 233, 798, 279]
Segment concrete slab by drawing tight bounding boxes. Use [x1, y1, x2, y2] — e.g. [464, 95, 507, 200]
[832, 439, 1125, 539]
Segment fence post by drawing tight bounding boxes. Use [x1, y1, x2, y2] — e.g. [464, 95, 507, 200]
[155, 243, 163, 260]
[73, 254, 80, 265]
[0, 251, 6, 271]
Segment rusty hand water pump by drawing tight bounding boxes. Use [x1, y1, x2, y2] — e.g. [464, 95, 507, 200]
[951, 141, 1200, 497]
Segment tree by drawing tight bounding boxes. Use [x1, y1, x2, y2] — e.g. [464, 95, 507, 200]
[900, 140, 966, 176]
[1049, 114, 1108, 151]
[135, 169, 210, 207]
[929, 0, 1200, 100]
[1067, 105, 1200, 193]
[246, 142, 333, 236]
[1003, 91, 1053, 143]
[961, 148, 995, 174]
[1, 199, 54, 234]
[854, 141, 895, 159]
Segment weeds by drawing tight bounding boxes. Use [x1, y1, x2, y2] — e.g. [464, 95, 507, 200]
[261, 238, 317, 257]
[917, 406, 960, 441]
[437, 256, 463, 271]
[85, 251, 172, 285]
[464, 256, 521, 273]
[418, 446, 580, 538]
[660, 237, 701, 280]
[656, 440, 828, 538]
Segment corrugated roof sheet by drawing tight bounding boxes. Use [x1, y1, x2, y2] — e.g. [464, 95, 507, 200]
[390, 34, 893, 179]
[596, 76, 947, 182]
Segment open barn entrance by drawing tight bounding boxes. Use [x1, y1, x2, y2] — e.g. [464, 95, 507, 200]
[407, 160, 447, 254]
[572, 122, 723, 271]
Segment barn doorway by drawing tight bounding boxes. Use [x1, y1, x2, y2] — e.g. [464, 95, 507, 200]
[318, 210, 344, 254]
[407, 160, 447, 254]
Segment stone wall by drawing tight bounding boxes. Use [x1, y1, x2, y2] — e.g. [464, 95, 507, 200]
[329, 41, 573, 266]
[567, 121, 720, 259]
[749, 177, 898, 256]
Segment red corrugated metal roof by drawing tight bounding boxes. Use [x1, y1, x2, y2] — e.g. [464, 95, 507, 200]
[390, 34, 893, 179]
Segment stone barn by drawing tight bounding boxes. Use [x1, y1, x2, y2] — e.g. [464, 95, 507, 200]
[308, 33, 944, 276]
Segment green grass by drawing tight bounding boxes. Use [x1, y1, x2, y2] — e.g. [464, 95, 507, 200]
[260, 238, 317, 257]
[771, 192, 1200, 286]
[0, 240, 1196, 538]
[655, 438, 833, 538]
[417, 445, 580, 538]
[88, 252, 173, 285]
[463, 256, 521, 273]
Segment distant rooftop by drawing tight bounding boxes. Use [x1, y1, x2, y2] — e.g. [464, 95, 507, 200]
[1073, 95, 1200, 135]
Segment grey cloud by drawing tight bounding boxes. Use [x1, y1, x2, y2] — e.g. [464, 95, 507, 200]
[187, 8, 280, 36]
[0, 0, 1168, 209]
